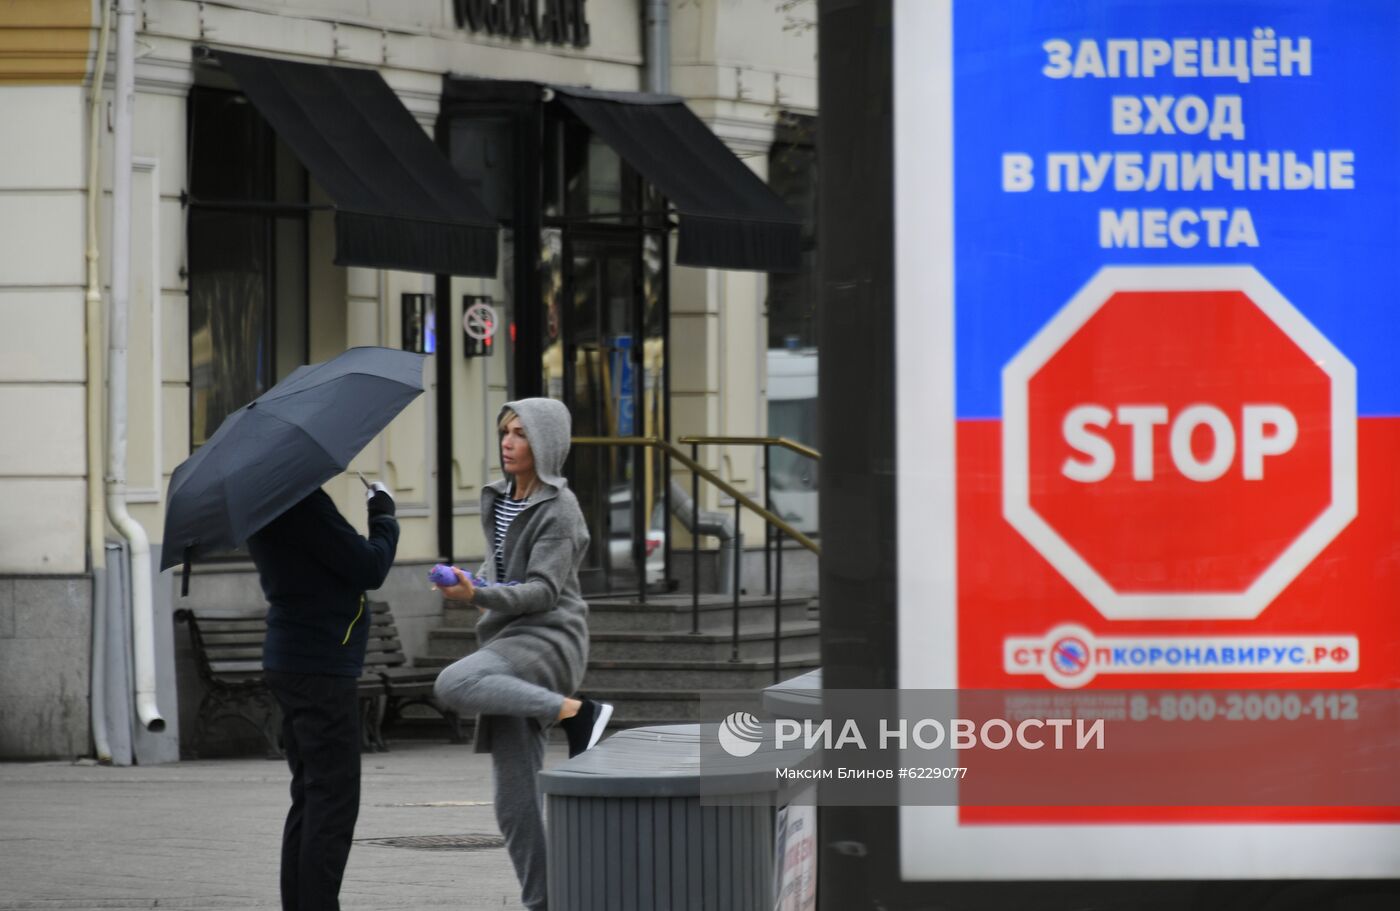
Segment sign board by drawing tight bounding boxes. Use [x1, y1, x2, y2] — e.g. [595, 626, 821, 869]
[773, 793, 817, 911]
[896, 0, 1400, 880]
[462, 297, 498, 359]
[462, 300, 498, 342]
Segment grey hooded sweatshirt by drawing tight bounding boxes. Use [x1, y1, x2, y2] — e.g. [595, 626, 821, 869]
[471, 398, 591, 697]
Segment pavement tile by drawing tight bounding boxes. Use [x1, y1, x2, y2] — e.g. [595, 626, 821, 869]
[0, 740, 554, 910]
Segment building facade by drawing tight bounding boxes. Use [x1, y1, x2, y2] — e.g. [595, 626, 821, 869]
[0, 0, 816, 759]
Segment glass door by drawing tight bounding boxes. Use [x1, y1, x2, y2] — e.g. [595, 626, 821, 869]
[565, 233, 642, 592]
[562, 230, 669, 594]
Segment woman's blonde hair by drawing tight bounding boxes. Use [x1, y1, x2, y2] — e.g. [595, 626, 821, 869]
[497, 407, 518, 433]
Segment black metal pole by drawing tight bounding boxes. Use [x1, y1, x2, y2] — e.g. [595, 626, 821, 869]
[731, 495, 741, 662]
[662, 229, 673, 593]
[601, 447, 612, 594]
[663, 450, 672, 590]
[433, 272, 453, 563]
[763, 444, 772, 595]
[774, 529, 783, 683]
[636, 445, 647, 605]
[690, 441, 700, 634]
[633, 214, 646, 605]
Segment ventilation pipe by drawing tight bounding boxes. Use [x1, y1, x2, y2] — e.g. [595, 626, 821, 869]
[643, 0, 671, 94]
[107, 0, 164, 734]
[669, 479, 739, 596]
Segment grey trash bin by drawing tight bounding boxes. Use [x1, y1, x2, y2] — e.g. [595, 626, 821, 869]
[541, 723, 813, 911]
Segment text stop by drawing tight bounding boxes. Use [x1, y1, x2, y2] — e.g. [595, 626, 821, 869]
[1062, 403, 1298, 482]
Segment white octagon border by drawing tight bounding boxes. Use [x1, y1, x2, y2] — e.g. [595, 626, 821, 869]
[1002, 265, 1357, 620]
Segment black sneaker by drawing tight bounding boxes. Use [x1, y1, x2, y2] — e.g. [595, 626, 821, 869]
[562, 698, 614, 758]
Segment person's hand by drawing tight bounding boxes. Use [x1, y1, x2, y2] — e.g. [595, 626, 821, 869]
[366, 481, 395, 518]
[435, 566, 476, 604]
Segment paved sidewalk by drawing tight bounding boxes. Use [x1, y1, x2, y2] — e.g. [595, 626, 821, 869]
[0, 740, 557, 910]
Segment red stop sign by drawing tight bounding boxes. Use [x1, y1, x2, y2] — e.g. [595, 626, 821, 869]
[1003, 267, 1356, 620]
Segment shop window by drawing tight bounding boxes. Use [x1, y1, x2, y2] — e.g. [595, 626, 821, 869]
[767, 111, 819, 532]
[186, 86, 308, 447]
[449, 116, 515, 222]
[540, 227, 565, 399]
[767, 111, 819, 350]
[545, 118, 640, 223]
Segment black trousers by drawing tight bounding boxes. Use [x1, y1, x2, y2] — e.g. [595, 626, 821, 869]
[266, 670, 361, 911]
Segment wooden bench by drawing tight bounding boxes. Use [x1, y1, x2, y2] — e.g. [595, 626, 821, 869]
[176, 600, 460, 758]
[362, 601, 464, 744]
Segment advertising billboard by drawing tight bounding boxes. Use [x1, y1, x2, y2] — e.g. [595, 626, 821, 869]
[895, 0, 1400, 880]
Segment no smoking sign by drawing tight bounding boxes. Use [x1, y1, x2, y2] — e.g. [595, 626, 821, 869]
[463, 301, 498, 341]
[1002, 266, 1357, 620]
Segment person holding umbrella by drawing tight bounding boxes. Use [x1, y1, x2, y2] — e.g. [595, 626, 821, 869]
[247, 479, 398, 911]
[160, 347, 425, 911]
[433, 397, 612, 911]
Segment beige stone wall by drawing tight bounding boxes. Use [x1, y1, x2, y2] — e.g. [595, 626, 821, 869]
[126, 89, 194, 552]
[0, 82, 89, 574]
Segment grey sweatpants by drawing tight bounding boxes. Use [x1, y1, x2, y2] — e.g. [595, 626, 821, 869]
[433, 643, 574, 911]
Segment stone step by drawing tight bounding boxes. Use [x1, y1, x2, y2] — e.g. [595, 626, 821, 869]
[385, 712, 675, 745]
[584, 593, 814, 633]
[387, 689, 767, 740]
[579, 655, 821, 690]
[588, 624, 820, 662]
[414, 653, 463, 671]
[425, 627, 477, 661]
[437, 592, 814, 635]
[418, 654, 821, 690]
[425, 622, 819, 663]
[388, 662, 825, 738]
[439, 605, 481, 629]
[671, 541, 821, 599]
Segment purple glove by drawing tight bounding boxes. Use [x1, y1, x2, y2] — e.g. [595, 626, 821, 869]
[429, 564, 464, 587]
[429, 564, 519, 589]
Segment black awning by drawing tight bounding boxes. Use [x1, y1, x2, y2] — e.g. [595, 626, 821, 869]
[215, 51, 498, 277]
[553, 87, 802, 272]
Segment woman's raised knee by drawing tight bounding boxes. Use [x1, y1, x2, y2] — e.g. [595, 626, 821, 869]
[433, 664, 482, 707]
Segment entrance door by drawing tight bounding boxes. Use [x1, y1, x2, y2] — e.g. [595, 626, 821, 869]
[564, 233, 665, 593]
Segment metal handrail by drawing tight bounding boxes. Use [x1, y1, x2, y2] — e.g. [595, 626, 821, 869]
[572, 435, 820, 681]
[677, 435, 822, 462]
[572, 437, 819, 554]
[678, 434, 820, 602]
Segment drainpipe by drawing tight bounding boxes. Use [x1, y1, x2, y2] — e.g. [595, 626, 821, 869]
[86, 0, 114, 762]
[643, 0, 670, 94]
[107, 0, 165, 734]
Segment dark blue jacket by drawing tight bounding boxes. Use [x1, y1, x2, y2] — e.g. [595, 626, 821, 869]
[247, 488, 399, 677]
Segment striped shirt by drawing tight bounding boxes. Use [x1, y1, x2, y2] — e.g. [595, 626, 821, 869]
[492, 493, 530, 581]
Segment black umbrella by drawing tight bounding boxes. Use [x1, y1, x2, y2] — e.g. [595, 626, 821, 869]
[160, 346, 426, 583]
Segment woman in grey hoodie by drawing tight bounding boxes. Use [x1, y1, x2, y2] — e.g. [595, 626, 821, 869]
[433, 397, 612, 911]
